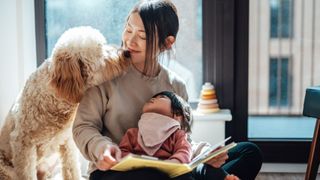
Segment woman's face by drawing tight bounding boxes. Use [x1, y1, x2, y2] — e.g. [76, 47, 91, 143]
[122, 13, 147, 70]
[142, 95, 172, 118]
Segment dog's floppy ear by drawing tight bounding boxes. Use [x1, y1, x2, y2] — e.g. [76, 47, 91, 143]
[49, 52, 85, 104]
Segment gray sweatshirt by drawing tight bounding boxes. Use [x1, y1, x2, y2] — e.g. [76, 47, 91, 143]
[72, 64, 188, 174]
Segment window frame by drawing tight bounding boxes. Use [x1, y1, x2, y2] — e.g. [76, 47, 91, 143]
[35, 0, 311, 163]
[35, 0, 46, 66]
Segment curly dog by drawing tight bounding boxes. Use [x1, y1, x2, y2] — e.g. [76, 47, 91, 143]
[0, 26, 129, 180]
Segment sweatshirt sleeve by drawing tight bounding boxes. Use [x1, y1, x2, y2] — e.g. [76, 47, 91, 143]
[168, 130, 192, 163]
[118, 128, 137, 158]
[72, 86, 113, 163]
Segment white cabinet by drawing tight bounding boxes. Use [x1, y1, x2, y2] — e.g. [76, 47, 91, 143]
[190, 109, 232, 145]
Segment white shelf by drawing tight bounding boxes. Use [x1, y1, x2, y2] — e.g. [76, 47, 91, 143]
[193, 109, 232, 121]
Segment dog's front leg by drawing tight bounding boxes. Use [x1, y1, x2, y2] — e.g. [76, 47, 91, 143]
[11, 140, 37, 180]
[59, 138, 81, 180]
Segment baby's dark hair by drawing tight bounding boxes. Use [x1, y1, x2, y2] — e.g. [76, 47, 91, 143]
[152, 91, 193, 133]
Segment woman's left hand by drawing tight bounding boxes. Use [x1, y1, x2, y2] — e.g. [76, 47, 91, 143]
[205, 151, 228, 168]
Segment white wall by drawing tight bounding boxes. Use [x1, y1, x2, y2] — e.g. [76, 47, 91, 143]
[0, 0, 37, 122]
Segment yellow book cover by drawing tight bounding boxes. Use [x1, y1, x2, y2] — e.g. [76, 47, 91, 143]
[111, 138, 237, 178]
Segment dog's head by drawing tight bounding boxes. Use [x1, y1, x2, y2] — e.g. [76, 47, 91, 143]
[49, 26, 127, 104]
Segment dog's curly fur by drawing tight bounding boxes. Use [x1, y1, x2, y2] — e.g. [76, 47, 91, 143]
[0, 26, 129, 180]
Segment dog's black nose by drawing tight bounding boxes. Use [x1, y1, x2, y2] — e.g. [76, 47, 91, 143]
[124, 50, 131, 58]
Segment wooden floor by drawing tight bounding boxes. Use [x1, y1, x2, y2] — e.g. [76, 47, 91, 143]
[256, 173, 320, 180]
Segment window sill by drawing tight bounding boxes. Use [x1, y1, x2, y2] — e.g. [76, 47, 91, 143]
[192, 109, 232, 121]
[260, 163, 320, 173]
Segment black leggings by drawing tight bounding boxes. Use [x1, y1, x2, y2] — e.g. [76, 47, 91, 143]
[90, 142, 263, 180]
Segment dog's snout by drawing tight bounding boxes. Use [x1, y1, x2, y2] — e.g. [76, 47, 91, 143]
[124, 50, 131, 58]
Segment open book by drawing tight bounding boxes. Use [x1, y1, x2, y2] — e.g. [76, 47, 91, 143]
[111, 137, 237, 178]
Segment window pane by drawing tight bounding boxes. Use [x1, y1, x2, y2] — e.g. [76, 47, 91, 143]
[248, 0, 320, 139]
[45, 0, 202, 101]
[46, 0, 137, 56]
[270, 0, 293, 38]
[269, 57, 291, 107]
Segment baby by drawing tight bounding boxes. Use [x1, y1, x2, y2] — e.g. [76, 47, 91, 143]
[119, 91, 239, 180]
[119, 91, 193, 164]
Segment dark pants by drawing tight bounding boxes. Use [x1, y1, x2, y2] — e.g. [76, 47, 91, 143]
[192, 142, 263, 180]
[90, 142, 263, 180]
[90, 168, 193, 180]
[222, 142, 263, 180]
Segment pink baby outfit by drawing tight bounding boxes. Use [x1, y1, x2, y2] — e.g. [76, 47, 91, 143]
[119, 112, 192, 163]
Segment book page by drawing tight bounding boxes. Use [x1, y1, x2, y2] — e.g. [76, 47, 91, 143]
[189, 137, 231, 165]
[189, 142, 237, 168]
[111, 154, 192, 177]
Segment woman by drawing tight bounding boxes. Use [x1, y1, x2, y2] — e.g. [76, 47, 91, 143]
[72, 1, 262, 180]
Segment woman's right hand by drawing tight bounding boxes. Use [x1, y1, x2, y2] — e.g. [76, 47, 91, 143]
[96, 145, 121, 171]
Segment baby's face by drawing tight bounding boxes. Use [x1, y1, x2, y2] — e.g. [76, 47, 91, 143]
[142, 95, 172, 117]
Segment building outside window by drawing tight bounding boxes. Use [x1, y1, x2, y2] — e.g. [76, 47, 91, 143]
[248, 0, 320, 139]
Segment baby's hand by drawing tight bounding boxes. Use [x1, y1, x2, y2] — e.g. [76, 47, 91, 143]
[96, 145, 121, 171]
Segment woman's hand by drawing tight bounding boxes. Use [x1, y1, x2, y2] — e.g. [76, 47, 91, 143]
[96, 145, 121, 171]
[205, 150, 229, 168]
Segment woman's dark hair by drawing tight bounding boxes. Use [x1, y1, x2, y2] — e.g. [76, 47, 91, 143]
[152, 91, 193, 133]
[128, 0, 179, 76]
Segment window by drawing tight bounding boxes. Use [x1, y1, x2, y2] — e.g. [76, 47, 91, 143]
[38, 0, 202, 101]
[246, 0, 320, 161]
[202, 0, 319, 163]
[269, 57, 291, 107]
[45, 0, 137, 57]
[270, 0, 293, 38]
